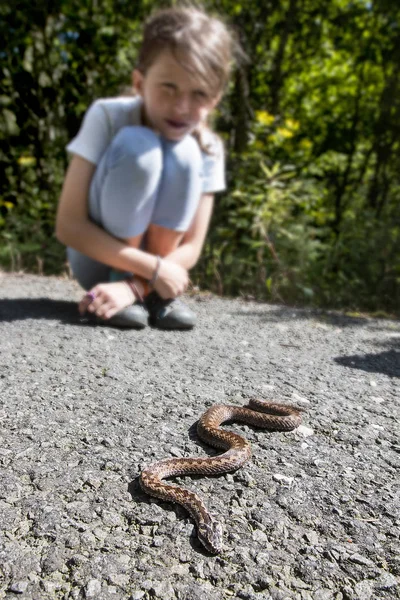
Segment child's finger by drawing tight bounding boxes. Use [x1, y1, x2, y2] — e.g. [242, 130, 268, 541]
[78, 296, 91, 315]
[79, 289, 99, 315]
[96, 300, 114, 319]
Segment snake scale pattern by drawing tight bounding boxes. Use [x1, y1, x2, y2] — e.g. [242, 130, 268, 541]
[139, 398, 302, 553]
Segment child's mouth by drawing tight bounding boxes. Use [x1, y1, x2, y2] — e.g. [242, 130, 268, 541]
[165, 119, 189, 130]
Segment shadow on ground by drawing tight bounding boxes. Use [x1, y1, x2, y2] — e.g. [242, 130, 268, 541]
[0, 298, 80, 324]
[334, 349, 400, 378]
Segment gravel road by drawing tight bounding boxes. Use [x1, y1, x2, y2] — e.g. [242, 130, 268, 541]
[0, 272, 399, 600]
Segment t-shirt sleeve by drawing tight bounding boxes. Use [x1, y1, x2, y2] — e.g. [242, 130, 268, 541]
[201, 135, 226, 194]
[66, 100, 112, 165]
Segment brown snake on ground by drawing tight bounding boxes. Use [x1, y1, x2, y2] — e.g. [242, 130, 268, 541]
[139, 398, 303, 553]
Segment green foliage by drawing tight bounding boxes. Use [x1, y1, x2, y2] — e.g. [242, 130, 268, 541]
[1, 0, 400, 314]
[194, 147, 329, 305]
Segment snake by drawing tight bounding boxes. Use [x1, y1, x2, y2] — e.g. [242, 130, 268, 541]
[139, 398, 302, 554]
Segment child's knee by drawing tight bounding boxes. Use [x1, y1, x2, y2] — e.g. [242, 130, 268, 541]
[108, 126, 163, 174]
[165, 135, 203, 176]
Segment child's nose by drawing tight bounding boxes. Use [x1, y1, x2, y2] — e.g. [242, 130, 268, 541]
[174, 93, 191, 114]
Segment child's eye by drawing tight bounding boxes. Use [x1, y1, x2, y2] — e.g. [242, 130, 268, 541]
[194, 90, 208, 100]
[161, 83, 176, 92]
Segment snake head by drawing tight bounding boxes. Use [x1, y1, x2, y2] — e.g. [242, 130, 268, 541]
[197, 519, 224, 554]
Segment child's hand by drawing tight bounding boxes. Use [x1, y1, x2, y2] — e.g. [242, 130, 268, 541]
[153, 259, 189, 299]
[79, 281, 136, 320]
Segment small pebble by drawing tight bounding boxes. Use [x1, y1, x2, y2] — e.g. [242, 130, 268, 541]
[297, 425, 314, 437]
[349, 553, 375, 566]
[273, 474, 294, 486]
[85, 579, 102, 598]
[292, 392, 310, 404]
[9, 581, 29, 594]
[252, 529, 269, 543]
[371, 396, 384, 403]
[130, 592, 146, 600]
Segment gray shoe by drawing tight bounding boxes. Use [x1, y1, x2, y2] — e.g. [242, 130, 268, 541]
[99, 304, 148, 329]
[145, 292, 196, 330]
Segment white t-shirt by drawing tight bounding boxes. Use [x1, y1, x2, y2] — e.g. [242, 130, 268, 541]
[66, 96, 226, 193]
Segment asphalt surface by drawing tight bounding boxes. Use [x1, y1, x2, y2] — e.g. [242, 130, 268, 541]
[0, 272, 399, 600]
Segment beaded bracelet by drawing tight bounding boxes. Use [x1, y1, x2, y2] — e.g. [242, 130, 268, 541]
[124, 276, 144, 303]
[149, 255, 162, 288]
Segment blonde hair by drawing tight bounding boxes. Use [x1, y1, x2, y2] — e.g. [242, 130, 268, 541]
[136, 6, 237, 152]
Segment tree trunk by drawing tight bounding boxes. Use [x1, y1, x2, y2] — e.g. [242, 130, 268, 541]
[231, 65, 251, 153]
[270, 0, 298, 114]
[368, 40, 400, 210]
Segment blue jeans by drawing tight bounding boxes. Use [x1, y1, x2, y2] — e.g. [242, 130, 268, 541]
[67, 126, 203, 289]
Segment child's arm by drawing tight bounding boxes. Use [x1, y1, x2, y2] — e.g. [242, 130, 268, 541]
[56, 155, 189, 297]
[164, 193, 215, 269]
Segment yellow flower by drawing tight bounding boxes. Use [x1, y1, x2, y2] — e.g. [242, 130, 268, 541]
[18, 156, 36, 167]
[252, 140, 265, 150]
[285, 118, 300, 131]
[299, 139, 313, 150]
[255, 110, 275, 127]
[0, 200, 14, 209]
[276, 127, 294, 139]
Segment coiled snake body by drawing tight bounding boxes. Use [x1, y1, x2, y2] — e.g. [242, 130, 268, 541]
[139, 398, 302, 553]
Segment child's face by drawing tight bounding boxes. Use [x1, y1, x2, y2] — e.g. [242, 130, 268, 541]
[133, 49, 221, 141]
